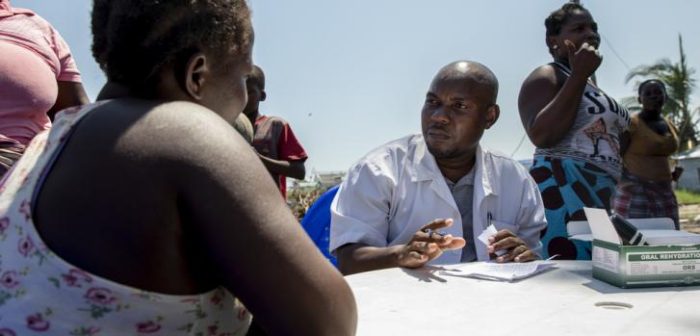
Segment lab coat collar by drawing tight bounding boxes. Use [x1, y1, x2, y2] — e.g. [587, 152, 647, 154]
[410, 135, 497, 198]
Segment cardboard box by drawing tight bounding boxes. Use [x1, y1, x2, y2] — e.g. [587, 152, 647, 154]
[584, 208, 700, 288]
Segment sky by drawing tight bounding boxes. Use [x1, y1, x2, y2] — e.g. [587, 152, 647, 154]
[13, 0, 700, 175]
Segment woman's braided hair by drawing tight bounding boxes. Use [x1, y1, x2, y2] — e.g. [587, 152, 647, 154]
[91, 0, 252, 94]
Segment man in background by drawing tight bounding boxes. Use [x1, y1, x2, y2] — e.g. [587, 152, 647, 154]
[243, 65, 308, 199]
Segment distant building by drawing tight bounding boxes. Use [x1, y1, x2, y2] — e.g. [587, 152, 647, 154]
[315, 171, 345, 190]
[677, 147, 700, 191]
[289, 171, 346, 192]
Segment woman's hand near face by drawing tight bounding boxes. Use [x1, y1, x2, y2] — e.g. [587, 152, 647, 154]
[564, 40, 602, 80]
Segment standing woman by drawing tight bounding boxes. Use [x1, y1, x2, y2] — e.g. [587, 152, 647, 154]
[0, 0, 89, 177]
[613, 80, 682, 228]
[518, 3, 629, 260]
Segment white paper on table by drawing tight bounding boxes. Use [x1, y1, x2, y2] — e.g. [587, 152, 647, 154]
[440, 261, 557, 282]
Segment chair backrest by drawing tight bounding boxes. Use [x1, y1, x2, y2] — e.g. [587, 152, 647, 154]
[300, 186, 340, 267]
[567, 221, 591, 236]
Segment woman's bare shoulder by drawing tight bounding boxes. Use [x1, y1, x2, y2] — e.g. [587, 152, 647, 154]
[80, 99, 252, 179]
[522, 64, 559, 85]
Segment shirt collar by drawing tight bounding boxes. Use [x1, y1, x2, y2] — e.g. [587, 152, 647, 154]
[410, 135, 497, 196]
[0, 1, 35, 18]
[445, 165, 475, 188]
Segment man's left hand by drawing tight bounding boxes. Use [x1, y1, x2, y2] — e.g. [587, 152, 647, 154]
[487, 230, 537, 263]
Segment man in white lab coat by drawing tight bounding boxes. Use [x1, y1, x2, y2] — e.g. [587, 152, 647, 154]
[330, 61, 547, 275]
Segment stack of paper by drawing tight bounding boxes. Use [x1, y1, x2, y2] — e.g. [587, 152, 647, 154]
[440, 261, 557, 282]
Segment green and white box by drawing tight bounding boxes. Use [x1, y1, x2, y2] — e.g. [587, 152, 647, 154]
[584, 208, 700, 288]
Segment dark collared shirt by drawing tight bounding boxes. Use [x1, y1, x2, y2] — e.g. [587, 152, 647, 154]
[445, 167, 476, 262]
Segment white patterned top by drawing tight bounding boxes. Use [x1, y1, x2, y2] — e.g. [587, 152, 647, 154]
[0, 103, 251, 336]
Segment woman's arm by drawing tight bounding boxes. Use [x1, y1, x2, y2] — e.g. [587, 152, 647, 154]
[48, 81, 90, 120]
[169, 104, 356, 335]
[518, 41, 602, 148]
[518, 64, 588, 148]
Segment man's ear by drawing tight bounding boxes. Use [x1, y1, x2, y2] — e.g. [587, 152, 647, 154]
[486, 104, 500, 129]
[260, 91, 267, 101]
[183, 52, 209, 100]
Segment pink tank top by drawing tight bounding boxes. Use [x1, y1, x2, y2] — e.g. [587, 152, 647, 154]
[0, 103, 251, 335]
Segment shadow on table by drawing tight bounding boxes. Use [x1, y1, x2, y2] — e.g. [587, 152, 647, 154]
[401, 265, 458, 283]
[565, 268, 700, 294]
[402, 264, 559, 283]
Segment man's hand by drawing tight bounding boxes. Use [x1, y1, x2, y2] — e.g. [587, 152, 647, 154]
[487, 230, 537, 263]
[396, 218, 466, 268]
[565, 40, 602, 80]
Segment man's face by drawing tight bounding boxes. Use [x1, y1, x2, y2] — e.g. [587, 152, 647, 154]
[421, 78, 494, 160]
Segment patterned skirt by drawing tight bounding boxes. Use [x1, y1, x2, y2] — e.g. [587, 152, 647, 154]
[0, 139, 25, 179]
[613, 171, 679, 229]
[529, 156, 617, 260]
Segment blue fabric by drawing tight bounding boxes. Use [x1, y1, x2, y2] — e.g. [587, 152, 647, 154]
[301, 186, 339, 266]
[530, 156, 617, 260]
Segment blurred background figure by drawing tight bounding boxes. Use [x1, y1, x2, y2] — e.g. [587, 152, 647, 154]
[232, 113, 255, 144]
[613, 79, 683, 228]
[518, 2, 630, 260]
[0, 0, 88, 177]
[243, 65, 308, 199]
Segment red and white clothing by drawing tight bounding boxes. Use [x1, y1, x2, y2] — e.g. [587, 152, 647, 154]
[0, 0, 82, 146]
[253, 115, 308, 198]
[0, 103, 251, 335]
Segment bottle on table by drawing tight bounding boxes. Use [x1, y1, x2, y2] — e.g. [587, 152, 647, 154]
[610, 213, 648, 246]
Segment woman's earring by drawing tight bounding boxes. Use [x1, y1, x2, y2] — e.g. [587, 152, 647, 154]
[552, 45, 559, 50]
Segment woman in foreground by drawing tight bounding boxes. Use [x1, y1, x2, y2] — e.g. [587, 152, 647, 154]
[0, 1, 356, 335]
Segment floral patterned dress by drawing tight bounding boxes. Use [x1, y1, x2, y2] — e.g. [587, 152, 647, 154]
[0, 103, 251, 335]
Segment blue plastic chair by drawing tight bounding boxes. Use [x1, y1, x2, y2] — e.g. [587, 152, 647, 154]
[301, 186, 339, 267]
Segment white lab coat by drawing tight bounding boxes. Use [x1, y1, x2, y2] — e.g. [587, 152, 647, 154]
[330, 134, 546, 264]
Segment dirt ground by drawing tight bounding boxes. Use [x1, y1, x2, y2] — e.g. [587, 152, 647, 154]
[679, 204, 700, 233]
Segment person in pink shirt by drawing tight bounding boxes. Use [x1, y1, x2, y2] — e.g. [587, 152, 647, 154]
[0, 0, 89, 177]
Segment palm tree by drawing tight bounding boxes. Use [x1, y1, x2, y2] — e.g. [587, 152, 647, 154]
[625, 34, 698, 151]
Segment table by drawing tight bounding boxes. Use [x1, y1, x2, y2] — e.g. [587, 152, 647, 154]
[346, 261, 700, 335]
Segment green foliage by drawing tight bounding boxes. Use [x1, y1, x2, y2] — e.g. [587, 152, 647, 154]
[675, 189, 700, 205]
[287, 187, 325, 221]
